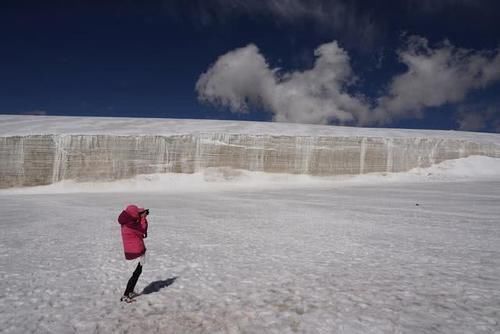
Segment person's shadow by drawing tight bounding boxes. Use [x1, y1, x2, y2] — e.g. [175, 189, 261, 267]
[141, 277, 178, 295]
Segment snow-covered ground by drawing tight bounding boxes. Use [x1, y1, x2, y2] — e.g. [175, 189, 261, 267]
[1, 156, 500, 333]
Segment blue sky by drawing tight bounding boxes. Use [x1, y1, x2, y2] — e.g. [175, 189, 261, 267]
[1, 0, 499, 132]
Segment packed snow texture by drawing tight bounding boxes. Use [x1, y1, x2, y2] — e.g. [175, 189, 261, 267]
[0, 156, 500, 333]
[1, 115, 499, 188]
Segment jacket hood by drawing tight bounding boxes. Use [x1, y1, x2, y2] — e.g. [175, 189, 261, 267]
[124, 205, 145, 219]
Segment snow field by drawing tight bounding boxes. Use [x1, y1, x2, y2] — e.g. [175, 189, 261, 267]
[1, 174, 500, 333]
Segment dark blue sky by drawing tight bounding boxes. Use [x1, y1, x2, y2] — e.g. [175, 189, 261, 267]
[1, 0, 499, 132]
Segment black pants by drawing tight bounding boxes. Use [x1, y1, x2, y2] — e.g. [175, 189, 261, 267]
[124, 263, 142, 296]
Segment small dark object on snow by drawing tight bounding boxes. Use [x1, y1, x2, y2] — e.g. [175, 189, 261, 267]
[416, 203, 420, 206]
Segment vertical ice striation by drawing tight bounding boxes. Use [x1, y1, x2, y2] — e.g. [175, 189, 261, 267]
[0, 133, 499, 188]
[0, 136, 56, 187]
[359, 137, 367, 175]
[385, 138, 394, 173]
[52, 135, 70, 183]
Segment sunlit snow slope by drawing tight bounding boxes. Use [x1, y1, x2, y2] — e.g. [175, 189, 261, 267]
[1, 115, 499, 188]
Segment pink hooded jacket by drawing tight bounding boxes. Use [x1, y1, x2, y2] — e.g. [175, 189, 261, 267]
[118, 205, 148, 260]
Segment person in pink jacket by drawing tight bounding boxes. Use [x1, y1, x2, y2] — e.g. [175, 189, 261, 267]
[118, 204, 149, 302]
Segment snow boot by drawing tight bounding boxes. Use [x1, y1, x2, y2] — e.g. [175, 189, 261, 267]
[120, 294, 135, 303]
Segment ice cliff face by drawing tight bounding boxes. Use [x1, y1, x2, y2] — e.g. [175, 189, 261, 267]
[1, 131, 499, 188]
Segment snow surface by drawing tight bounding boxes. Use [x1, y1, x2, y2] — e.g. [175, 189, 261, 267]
[1, 115, 500, 144]
[1, 156, 500, 333]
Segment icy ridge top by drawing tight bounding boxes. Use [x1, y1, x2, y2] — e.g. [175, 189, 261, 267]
[1, 115, 500, 144]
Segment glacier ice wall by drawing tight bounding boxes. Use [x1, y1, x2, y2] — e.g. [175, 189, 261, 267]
[1, 134, 499, 188]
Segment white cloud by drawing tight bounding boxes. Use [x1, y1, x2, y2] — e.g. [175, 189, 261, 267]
[196, 36, 500, 126]
[373, 36, 500, 124]
[195, 45, 275, 114]
[196, 42, 371, 124]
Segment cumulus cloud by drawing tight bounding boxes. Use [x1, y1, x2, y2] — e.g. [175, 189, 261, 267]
[373, 36, 500, 124]
[196, 36, 500, 126]
[196, 42, 370, 124]
[196, 45, 275, 114]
